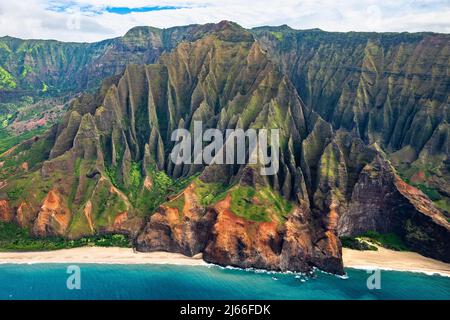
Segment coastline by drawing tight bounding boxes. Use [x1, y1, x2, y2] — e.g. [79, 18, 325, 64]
[0, 246, 449, 277]
[343, 247, 450, 277]
[0, 247, 206, 266]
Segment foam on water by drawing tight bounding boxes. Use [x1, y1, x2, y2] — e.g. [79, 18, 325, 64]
[0, 263, 448, 300]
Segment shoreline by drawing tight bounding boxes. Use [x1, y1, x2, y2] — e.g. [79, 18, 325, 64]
[0, 247, 206, 266]
[0, 246, 449, 277]
[343, 247, 450, 277]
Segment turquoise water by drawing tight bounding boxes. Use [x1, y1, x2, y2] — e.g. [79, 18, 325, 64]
[0, 264, 449, 300]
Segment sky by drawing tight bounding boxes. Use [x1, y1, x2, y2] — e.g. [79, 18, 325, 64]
[0, 0, 449, 42]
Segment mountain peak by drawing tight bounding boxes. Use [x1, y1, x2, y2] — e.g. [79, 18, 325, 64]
[215, 20, 241, 30]
[203, 20, 254, 42]
[123, 26, 162, 39]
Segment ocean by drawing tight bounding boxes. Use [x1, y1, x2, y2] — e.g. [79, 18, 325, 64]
[0, 264, 449, 300]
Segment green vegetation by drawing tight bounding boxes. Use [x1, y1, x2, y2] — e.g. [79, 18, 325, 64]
[0, 96, 56, 155]
[398, 166, 450, 214]
[434, 198, 450, 220]
[398, 164, 442, 201]
[163, 179, 294, 224]
[404, 219, 432, 244]
[270, 31, 284, 41]
[21, 65, 33, 79]
[0, 113, 14, 128]
[129, 162, 143, 192]
[367, 231, 409, 251]
[231, 187, 267, 221]
[140, 169, 193, 211]
[164, 177, 226, 215]
[67, 158, 82, 213]
[416, 184, 441, 201]
[93, 184, 128, 225]
[165, 194, 185, 214]
[0, 42, 12, 54]
[65, 158, 129, 236]
[342, 231, 409, 251]
[192, 178, 227, 206]
[3, 169, 58, 206]
[105, 165, 120, 189]
[165, 178, 295, 223]
[319, 147, 339, 179]
[229, 185, 293, 223]
[0, 66, 16, 89]
[6, 185, 25, 201]
[340, 237, 378, 251]
[0, 127, 48, 156]
[0, 222, 131, 252]
[0, 128, 52, 184]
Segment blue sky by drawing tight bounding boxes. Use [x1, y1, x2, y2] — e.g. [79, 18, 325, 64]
[0, 0, 449, 42]
[105, 5, 188, 14]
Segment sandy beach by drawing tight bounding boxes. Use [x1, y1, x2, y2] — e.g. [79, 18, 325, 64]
[0, 247, 206, 266]
[0, 246, 449, 277]
[343, 247, 450, 277]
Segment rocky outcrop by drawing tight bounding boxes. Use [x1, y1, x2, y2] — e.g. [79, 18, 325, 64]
[15, 201, 35, 228]
[204, 194, 285, 270]
[83, 201, 95, 233]
[0, 200, 13, 222]
[137, 169, 344, 274]
[393, 176, 450, 262]
[339, 154, 450, 262]
[136, 184, 217, 256]
[32, 189, 72, 237]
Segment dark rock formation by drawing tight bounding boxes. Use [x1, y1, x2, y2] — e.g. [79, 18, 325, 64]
[339, 154, 450, 262]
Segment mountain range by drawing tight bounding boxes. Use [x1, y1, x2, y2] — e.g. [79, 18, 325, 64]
[0, 21, 449, 275]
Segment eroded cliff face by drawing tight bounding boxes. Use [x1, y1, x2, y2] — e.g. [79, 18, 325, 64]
[339, 153, 450, 262]
[0, 22, 449, 274]
[15, 201, 34, 228]
[33, 189, 71, 237]
[0, 199, 13, 222]
[136, 183, 217, 256]
[204, 194, 285, 269]
[136, 167, 344, 274]
[254, 28, 449, 149]
[253, 27, 450, 215]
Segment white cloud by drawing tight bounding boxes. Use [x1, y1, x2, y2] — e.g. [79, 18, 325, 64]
[0, 0, 448, 42]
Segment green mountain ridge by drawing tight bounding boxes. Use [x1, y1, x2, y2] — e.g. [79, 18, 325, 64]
[0, 21, 449, 275]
